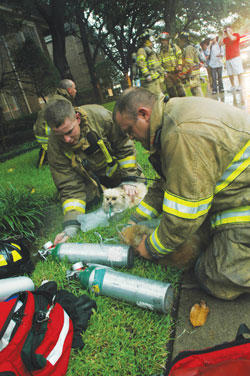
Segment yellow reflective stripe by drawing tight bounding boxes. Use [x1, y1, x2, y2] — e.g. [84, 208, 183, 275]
[63, 199, 86, 214]
[150, 227, 173, 254]
[136, 201, 159, 219]
[215, 140, 250, 194]
[151, 72, 160, 79]
[211, 206, 250, 228]
[11, 243, 21, 250]
[45, 124, 51, 136]
[64, 152, 73, 160]
[106, 162, 118, 177]
[163, 191, 213, 219]
[12, 250, 22, 262]
[118, 155, 136, 169]
[137, 55, 146, 63]
[0, 255, 7, 266]
[35, 135, 48, 144]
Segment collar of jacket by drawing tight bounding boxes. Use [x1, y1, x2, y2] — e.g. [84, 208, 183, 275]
[55, 87, 73, 103]
[144, 46, 153, 55]
[149, 94, 165, 153]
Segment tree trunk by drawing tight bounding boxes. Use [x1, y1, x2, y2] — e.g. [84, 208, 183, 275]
[35, 0, 73, 79]
[164, 0, 177, 35]
[76, 15, 103, 104]
[51, 0, 72, 78]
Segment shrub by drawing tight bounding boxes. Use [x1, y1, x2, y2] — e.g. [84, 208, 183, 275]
[0, 184, 45, 240]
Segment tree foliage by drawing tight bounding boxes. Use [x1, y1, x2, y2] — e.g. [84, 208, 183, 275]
[13, 37, 60, 101]
[73, 0, 247, 80]
[13, 0, 72, 79]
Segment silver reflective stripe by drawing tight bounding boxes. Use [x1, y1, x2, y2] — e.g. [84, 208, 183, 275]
[0, 301, 23, 351]
[211, 206, 250, 228]
[47, 310, 70, 365]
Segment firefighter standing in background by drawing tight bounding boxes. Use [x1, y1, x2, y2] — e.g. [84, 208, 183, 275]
[178, 32, 203, 97]
[158, 32, 186, 98]
[45, 99, 142, 245]
[33, 79, 77, 167]
[136, 29, 164, 96]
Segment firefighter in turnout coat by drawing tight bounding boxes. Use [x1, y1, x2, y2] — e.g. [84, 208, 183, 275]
[136, 29, 164, 96]
[45, 99, 141, 244]
[178, 32, 203, 97]
[158, 32, 186, 97]
[114, 87, 250, 301]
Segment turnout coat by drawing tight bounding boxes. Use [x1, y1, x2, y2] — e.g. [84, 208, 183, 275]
[131, 96, 250, 299]
[48, 105, 139, 228]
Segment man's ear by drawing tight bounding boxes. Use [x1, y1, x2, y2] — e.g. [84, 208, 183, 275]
[75, 112, 81, 123]
[138, 107, 151, 121]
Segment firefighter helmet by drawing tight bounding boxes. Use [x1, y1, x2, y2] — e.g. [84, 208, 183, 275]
[0, 241, 34, 278]
[158, 32, 170, 40]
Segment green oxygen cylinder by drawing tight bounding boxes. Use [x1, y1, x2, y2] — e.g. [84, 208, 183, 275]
[77, 263, 173, 314]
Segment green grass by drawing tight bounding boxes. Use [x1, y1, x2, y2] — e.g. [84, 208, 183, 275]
[0, 100, 183, 375]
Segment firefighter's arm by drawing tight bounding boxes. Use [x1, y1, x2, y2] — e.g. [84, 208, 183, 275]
[182, 45, 194, 74]
[48, 142, 89, 240]
[130, 178, 164, 223]
[175, 44, 183, 67]
[109, 118, 139, 181]
[136, 48, 151, 80]
[144, 130, 216, 260]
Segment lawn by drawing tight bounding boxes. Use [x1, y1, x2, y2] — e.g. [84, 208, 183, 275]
[0, 99, 182, 375]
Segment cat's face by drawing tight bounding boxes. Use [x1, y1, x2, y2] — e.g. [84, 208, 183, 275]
[102, 188, 128, 213]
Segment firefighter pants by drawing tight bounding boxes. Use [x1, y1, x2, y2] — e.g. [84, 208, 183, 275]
[195, 226, 250, 300]
[165, 72, 186, 97]
[188, 74, 203, 97]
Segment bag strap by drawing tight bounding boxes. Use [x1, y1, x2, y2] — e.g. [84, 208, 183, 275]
[21, 283, 57, 372]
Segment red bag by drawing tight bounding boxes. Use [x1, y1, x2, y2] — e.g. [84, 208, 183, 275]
[0, 289, 73, 376]
[165, 324, 250, 376]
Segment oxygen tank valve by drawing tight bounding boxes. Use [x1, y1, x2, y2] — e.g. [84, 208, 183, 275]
[66, 262, 86, 280]
[37, 241, 54, 260]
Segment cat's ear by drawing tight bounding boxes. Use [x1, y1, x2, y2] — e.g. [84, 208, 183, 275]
[101, 184, 107, 192]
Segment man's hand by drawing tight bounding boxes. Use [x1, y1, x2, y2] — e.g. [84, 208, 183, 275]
[135, 235, 152, 260]
[54, 232, 69, 245]
[54, 225, 79, 245]
[123, 184, 138, 198]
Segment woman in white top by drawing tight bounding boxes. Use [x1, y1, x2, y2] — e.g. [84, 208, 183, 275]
[208, 35, 224, 94]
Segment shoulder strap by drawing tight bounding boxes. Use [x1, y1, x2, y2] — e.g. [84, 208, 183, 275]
[21, 283, 57, 372]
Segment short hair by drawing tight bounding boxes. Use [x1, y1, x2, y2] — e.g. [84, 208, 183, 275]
[58, 79, 74, 90]
[45, 99, 75, 128]
[113, 87, 156, 121]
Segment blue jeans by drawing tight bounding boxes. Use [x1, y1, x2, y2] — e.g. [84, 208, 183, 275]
[211, 67, 223, 92]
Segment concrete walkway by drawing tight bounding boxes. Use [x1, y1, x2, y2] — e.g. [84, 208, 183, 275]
[206, 71, 250, 113]
[169, 70, 250, 367]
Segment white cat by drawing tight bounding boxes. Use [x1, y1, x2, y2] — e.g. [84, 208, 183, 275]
[102, 183, 147, 214]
